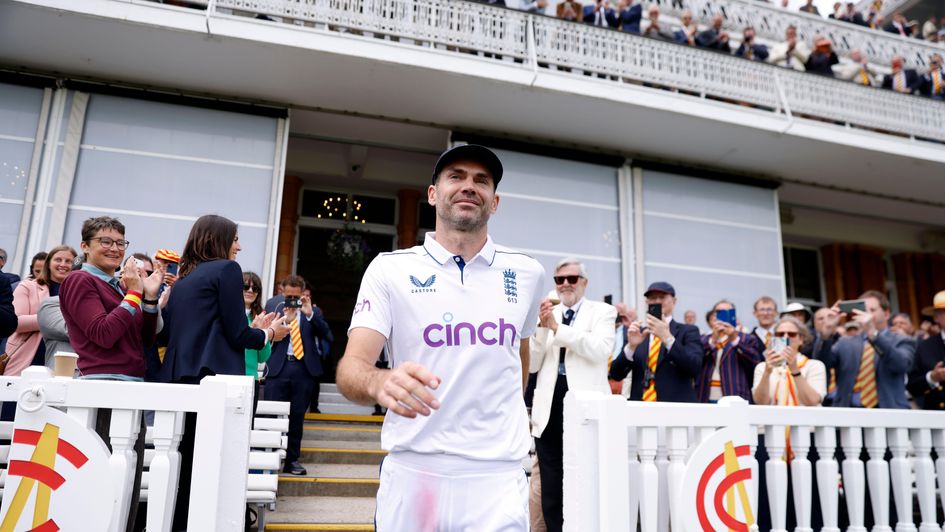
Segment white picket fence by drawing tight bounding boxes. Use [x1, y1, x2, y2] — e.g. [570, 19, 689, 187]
[564, 391, 945, 532]
[0, 366, 255, 532]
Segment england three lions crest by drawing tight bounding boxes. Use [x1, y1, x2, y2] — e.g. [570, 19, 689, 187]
[503, 269, 518, 303]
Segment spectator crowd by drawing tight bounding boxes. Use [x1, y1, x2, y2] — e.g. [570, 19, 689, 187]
[473, 0, 945, 100]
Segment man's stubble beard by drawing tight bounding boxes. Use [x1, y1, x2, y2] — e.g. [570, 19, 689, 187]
[437, 202, 489, 233]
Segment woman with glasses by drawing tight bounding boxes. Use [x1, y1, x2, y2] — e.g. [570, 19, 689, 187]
[243, 271, 271, 413]
[752, 316, 827, 406]
[4, 245, 77, 376]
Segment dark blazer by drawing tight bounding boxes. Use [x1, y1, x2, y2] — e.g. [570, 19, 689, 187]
[907, 334, 945, 410]
[695, 28, 730, 52]
[160, 259, 266, 382]
[609, 320, 702, 402]
[582, 5, 618, 28]
[0, 274, 16, 338]
[882, 69, 921, 93]
[618, 4, 642, 33]
[696, 332, 763, 403]
[920, 69, 945, 98]
[734, 42, 769, 61]
[805, 51, 839, 76]
[267, 309, 332, 379]
[823, 330, 915, 409]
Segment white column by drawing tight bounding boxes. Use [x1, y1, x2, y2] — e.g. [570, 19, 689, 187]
[627, 427, 640, 532]
[815, 426, 841, 532]
[747, 426, 760, 525]
[638, 427, 659, 532]
[764, 425, 788, 532]
[107, 409, 142, 532]
[146, 411, 184, 532]
[665, 427, 687, 532]
[864, 427, 892, 532]
[887, 428, 917, 532]
[909, 428, 938, 532]
[841, 426, 867, 532]
[655, 428, 670, 532]
[790, 425, 813, 532]
[591, 395, 631, 532]
[931, 429, 945, 532]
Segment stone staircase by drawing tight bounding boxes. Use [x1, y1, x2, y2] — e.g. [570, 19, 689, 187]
[264, 383, 383, 531]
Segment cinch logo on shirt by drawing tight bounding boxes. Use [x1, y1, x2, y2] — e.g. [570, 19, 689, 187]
[422, 312, 517, 347]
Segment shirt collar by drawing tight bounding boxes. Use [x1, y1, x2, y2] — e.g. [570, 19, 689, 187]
[81, 263, 117, 284]
[562, 297, 585, 314]
[422, 232, 497, 267]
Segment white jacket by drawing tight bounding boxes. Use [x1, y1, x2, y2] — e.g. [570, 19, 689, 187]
[767, 40, 811, 71]
[530, 299, 616, 438]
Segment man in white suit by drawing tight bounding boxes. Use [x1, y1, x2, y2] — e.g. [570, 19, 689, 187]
[530, 257, 616, 532]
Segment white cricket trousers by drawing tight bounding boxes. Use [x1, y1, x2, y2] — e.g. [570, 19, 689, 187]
[375, 451, 530, 532]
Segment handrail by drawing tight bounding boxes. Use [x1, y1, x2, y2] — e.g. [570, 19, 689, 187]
[205, 0, 945, 142]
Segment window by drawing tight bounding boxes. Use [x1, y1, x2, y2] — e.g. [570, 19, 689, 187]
[783, 246, 824, 306]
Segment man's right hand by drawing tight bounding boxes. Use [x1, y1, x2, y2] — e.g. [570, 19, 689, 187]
[370, 361, 441, 418]
[930, 361, 945, 383]
[626, 321, 645, 351]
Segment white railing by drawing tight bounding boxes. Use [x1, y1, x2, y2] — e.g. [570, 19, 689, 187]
[564, 391, 945, 532]
[651, 0, 943, 69]
[0, 366, 254, 532]
[207, 0, 945, 143]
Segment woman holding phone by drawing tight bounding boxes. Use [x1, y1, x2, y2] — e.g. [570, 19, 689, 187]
[752, 315, 826, 406]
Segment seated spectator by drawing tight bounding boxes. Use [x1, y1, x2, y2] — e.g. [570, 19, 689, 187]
[921, 53, 944, 100]
[834, 48, 879, 86]
[799, 0, 820, 15]
[840, 2, 865, 25]
[617, 0, 642, 34]
[922, 15, 938, 42]
[641, 5, 675, 41]
[767, 25, 810, 71]
[521, 0, 548, 14]
[752, 316, 827, 407]
[867, 12, 885, 30]
[583, 0, 618, 28]
[674, 10, 698, 45]
[882, 55, 921, 94]
[805, 37, 839, 77]
[556, 0, 583, 22]
[884, 12, 912, 37]
[695, 14, 731, 52]
[826, 2, 842, 19]
[734, 26, 769, 61]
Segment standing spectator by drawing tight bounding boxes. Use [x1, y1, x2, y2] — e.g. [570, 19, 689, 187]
[799, 0, 820, 15]
[583, 0, 618, 28]
[767, 25, 810, 71]
[890, 312, 917, 337]
[617, 0, 642, 33]
[530, 258, 615, 532]
[827, 2, 842, 19]
[882, 55, 921, 94]
[906, 291, 945, 410]
[684, 309, 697, 326]
[805, 37, 839, 77]
[834, 49, 879, 86]
[0, 248, 20, 285]
[28, 252, 47, 280]
[823, 290, 915, 409]
[922, 15, 938, 41]
[867, 12, 885, 30]
[734, 26, 769, 61]
[161, 214, 290, 531]
[840, 2, 865, 25]
[4, 246, 77, 376]
[264, 275, 332, 475]
[780, 301, 812, 326]
[807, 306, 841, 360]
[752, 316, 827, 406]
[674, 10, 698, 45]
[695, 14, 731, 52]
[521, 0, 548, 14]
[242, 271, 271, 414]
[608, 282, 703, 402]
[0, 275, 16, 339]
[556, 0, 583, 21]
[697, 300, 763, 403]
[938, 16, 945, 41]
[751, 296, 778, 350]
[37, 295, 71, 366]
[884, 12, 913, 37]
[920, 53, 944, 100]
[641, 5, 676, 41]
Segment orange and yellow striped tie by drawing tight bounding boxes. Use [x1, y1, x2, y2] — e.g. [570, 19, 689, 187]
[853, 343, 877, 408]
[290, 318, 304, 360]
[642, 336, 662, 402]
[859, 68, 870, 86]
[764, 331, 772, 350]
[894, 72, 906, 93]
[933, 70, 942, 95]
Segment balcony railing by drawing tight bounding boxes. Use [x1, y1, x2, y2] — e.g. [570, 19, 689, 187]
[172, 0, 945, 142]
[564, 391, 945, 532]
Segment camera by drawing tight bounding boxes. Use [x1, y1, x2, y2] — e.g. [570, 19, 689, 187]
[284, 296, 303, 309]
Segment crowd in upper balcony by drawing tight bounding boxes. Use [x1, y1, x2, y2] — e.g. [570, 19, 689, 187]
[473, 0, 945, 101]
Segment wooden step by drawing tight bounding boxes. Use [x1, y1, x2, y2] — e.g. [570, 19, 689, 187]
[305, 413, 384, 423]
[278, 477, 379, 497]
[264, 495, 375, 531]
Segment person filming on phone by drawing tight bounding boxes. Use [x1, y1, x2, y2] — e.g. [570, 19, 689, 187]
[752, 316, 826, 406]
[608, 282, 702, 403]
[697, 300, 763, 403]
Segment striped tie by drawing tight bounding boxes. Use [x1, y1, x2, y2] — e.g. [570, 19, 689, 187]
[894, 72, 906, 93]
[765, 331, 772, 350]
[853, 342, 877, 408]
[934, 70, 942, 95]
[859, 68, 870, 86]
[642, 336, 662, 402]
[290, 318, 304, 360]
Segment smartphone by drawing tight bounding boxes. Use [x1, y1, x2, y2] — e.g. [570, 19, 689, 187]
[133, 258, 144, 269]
[284, 296, 302, 309]
[771, 336, 788, 353]
[716, 308, 737, 327]
[647, 303, 662, 319]
[838, 299, 866, 315]
[165, 262, 179, 276]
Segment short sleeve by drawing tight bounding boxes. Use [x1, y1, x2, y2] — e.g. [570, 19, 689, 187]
[519, 261, 546, 339]
[347, 256, 392, 339]
[751, 361, 766, 393]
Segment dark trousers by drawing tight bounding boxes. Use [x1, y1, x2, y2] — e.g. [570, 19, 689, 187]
[534, 374, 568, 532]
[264, 357, 314, 464]
[308, 379, 321, 412]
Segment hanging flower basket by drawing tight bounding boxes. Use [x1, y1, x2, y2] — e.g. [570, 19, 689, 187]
[327, 227, 371, 272]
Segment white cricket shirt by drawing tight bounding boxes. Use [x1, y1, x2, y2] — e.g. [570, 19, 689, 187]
[348, 232, 545, 462]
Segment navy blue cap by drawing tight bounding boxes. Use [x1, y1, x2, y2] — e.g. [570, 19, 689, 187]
[432, 145, 503, 188]
[644, 282, 676, 297]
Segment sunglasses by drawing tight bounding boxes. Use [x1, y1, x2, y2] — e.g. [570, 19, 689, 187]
[553, 275, 583, 285]
[243, 283, 259, 293]
[775, 331, 799, 338]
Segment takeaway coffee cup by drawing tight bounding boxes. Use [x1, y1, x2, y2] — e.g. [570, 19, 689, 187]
[54, 352, 79, 378]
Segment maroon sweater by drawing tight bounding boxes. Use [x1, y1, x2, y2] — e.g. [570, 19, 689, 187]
[59, 270, 156, 377]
